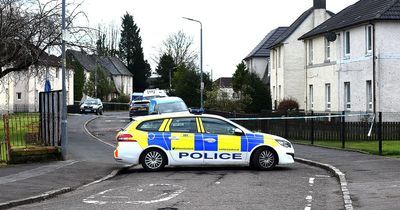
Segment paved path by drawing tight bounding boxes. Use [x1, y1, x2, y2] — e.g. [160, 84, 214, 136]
[295, 144, 400, 210]
[0, 114, 124, 207]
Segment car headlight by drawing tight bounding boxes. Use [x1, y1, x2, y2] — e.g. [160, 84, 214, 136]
[276, 139, 292, 148]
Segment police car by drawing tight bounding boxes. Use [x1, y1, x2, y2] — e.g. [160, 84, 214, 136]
[114, 113, 294, 171]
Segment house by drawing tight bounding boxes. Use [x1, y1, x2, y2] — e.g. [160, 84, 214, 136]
[0, 53, 74, 113]
[67, 50, 133, 100]
[268, 0, 335, 110]
[299, 0, 400, 113]
[214, 77, 239, 100]
[244, 27, 288, 83]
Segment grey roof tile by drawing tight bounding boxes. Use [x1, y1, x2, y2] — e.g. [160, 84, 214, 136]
[300, 0, 400, 40]
[245, 27, 288, 60]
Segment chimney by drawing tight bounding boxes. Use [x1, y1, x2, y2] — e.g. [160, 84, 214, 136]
[313, 0, 326, 9]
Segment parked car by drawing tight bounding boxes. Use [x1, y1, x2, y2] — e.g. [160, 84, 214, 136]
[129, 100, 150, 117]
[148, 97, 189, 115]
[113, 112, 295, 171]
[80, 98, 103, 115]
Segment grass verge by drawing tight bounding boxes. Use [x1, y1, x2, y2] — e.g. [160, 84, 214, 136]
[293, 140, 400, 157]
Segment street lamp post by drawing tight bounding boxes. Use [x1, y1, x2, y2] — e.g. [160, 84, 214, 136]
[182, 17, 203, 109]
[61, 0, 68, 160]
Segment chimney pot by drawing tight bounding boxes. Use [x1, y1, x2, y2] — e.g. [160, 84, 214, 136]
[314, 0, 326, 9]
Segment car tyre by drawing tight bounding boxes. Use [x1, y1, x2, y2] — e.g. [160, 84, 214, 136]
[140, 149, 167, 172]
[99, 110, 103, 115]
[251, 147, 278, 171]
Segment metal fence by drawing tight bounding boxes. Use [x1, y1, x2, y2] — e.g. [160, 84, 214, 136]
[0, 115, 9, 163]
[39, 91, 62, 147]
[222, 111, 400, 156]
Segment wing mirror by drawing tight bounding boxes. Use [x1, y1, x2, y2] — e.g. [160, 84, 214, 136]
[234, 128, 244, 136]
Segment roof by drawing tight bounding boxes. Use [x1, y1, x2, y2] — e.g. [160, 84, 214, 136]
[214, 77, 233, 88]
[299, 0, 400, 40]
[37, 53, 60, 67]
[67, 50, 132, 76]
[268, 8, 335, 48]
[244, 27, 288, 60]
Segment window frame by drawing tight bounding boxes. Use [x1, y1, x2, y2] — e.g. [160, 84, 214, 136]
[325, 38, 331, 62]
[309, 85, 314, 110]
[344, 82, 351, 110]
[136, 119, 165, 132]
[344, 31, 351, 56]
[325, 83, 331, 110]
[365, 25, 373, 55]
[308, 40, 314, 65]
[200, 117, 240, 136]
[168, 117, 198, 133]
[366, 80, 373, 111]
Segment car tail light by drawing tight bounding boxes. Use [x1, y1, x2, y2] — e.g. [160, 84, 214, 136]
[117, 134, 136, 142]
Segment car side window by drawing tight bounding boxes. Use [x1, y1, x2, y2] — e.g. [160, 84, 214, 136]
[201, 118, 237, 135]
[137, 119, 164, 132]
[169, 118, 197, 133]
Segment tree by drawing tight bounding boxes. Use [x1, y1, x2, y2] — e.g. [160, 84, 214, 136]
[96, 24, 119, 57]
[155, 53, 176, 89]
[232, 62, 272, 113]
[173, 64, 211, 107]
[69, 60, 85, 101]
[83, 65, 115, 100]
[156, 30, 198, 68]
[119, 13, 151, 92]
[0, 0, 87, 79]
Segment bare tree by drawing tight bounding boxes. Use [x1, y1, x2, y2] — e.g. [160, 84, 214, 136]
[0, 0, 89, 79]
[95, 23, 120, 56]
[156, 30, 198, 69]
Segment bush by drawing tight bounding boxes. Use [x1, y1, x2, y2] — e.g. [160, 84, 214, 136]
[277, 98, 299, 115]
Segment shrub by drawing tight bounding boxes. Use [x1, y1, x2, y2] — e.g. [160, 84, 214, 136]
[277, 98, 299, 115]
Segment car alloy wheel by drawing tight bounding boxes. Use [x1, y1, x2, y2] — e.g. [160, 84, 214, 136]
[252, 148, 277, 170]
[141, 149, 166, 171]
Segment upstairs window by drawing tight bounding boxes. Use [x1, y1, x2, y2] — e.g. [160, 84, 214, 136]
[308, 40, 314, 64]
[325, 38, 331, 61]
[344, 31, 351, 56]
[366, 25, 373, 54]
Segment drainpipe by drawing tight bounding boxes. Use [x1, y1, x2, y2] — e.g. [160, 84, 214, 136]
[372, 23, 377, 114]
[304, 40, 308, 112]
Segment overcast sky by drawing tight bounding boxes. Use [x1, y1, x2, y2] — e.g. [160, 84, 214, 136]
[81, 0, 359, 80]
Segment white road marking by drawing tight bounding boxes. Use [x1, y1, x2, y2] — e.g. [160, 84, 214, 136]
[315, 174, 331, 178]
[0, 160, 78, 185]
[309, 177, 315, 186]
[83, 184, 185, 205]
[215, 181, 221, 185]
[83, 117, 116, 148]
[304, 177, 314, 210]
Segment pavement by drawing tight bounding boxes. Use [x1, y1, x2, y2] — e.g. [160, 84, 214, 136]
[0, 113, 399, 209]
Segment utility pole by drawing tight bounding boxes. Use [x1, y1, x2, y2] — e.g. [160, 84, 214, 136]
[60, 0, 68, 160]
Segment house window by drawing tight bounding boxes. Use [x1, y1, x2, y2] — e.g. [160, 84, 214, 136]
[344, 31, 351, 56]
[344, 82, 351, 110]
[309, 85, 314, 110]
[325, 83, 331, 110]
[366, 25, 373, 54]
[366, 80, 372, 111]
[272, 50, 276, 69]
[309, 40, 314, 64]
[17, 92, 22, 100]
[325, 39, 331, 61]
[272, 86, 276, 101]
[278, 85, 282, 100]
[278, 47, 281, 68]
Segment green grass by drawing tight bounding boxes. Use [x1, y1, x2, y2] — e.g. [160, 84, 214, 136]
[293, 140, 400, 157]
[0, 114, 40, 147]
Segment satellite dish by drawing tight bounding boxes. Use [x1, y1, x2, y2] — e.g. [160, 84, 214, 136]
[325, 32, 337, 42]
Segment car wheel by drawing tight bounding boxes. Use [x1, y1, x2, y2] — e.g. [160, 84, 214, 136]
[140, 149, 167, 172]
[95, 110, 98, 115]
[100, 110, 103, 115]
[252, 147, 278, 170]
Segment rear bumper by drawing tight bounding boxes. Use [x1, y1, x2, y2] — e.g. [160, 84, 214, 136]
[114, 142, 142, 165]
[129, 110, 148, 117]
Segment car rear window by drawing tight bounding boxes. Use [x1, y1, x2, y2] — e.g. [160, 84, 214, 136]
[137, 119, 164, 132]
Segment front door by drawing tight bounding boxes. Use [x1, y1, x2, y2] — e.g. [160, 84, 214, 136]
[164, 117, 203, 165]
[200, 117, 247, 165]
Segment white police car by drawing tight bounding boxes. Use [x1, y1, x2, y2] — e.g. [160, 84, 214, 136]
[114, 113, 294, 171]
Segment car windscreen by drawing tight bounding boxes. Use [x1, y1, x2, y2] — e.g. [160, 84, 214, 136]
[85, 100, 97, 105]
[158, 101, 188, 113]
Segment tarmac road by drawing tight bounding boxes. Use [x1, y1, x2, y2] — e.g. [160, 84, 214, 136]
[12, 112, 343, 209]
